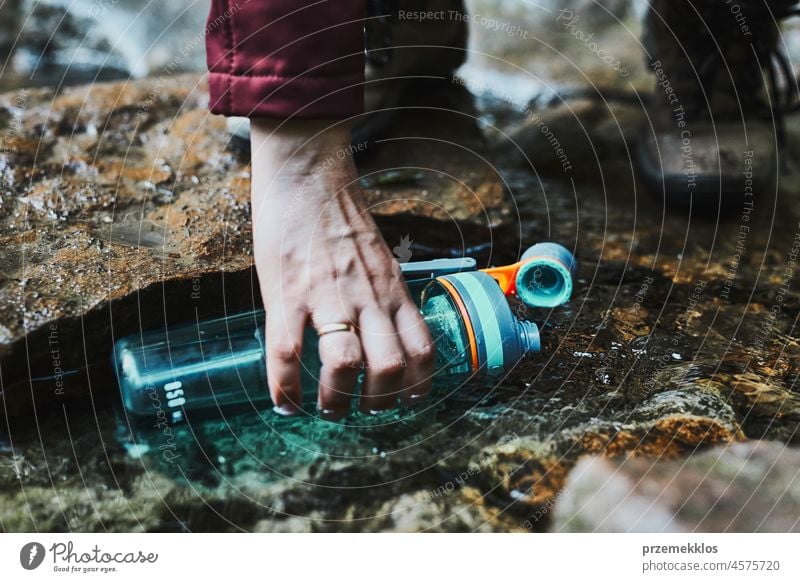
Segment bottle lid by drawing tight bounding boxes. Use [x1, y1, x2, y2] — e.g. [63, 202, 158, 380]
[516, 242, 576, 308]
[423, 271, 539, 375]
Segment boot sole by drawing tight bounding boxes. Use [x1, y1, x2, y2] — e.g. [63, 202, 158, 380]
[635, 132, 774, 215]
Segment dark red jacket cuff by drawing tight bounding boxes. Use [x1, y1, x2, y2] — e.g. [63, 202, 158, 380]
[205, 0, 366, 119]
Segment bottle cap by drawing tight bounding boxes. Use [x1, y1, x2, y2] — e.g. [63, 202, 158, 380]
[516, 242, 576, 308]
[422, 271, 540, 375]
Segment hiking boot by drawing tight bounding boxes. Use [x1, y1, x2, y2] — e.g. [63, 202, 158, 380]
[228, 0, 469, 157]
[637, 0, 799, 211]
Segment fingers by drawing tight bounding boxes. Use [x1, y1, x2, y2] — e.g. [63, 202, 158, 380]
[265, 304, 308, 415]
[394, 302, 436, 405]
[313, 305, 362, 419]
[266, 296, 434, 418]
[357, 305, 408, 413]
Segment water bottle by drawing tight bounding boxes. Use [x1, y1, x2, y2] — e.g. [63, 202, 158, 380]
[114, 271, 541, 425]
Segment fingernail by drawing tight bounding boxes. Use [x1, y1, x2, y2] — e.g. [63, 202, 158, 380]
[317, 407, 346, 422]
[403, 392, 427, 408]
[272, 404, 300, 417]
[398, 392, 426, 408]
[367, 408, 395, 416]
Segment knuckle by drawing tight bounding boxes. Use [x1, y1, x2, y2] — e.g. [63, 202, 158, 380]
[327, 351, 362, 372]
[269, 339, 302, 363]
[318, 332, 362, 371]
[388, 261, 404, 282]
[369, 354, 407, 377]
[409, 341, 436, 367]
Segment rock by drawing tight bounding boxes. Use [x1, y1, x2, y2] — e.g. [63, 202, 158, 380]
[449, 384, 743, 532]
[499, 96, 644, 177]
[552, 441, 800, 532]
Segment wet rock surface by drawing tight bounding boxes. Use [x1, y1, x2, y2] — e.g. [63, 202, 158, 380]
[552, 441, 800, 532]
[3, 0, 800, 532]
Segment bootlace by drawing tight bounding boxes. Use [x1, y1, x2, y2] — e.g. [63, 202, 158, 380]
[679, 0, 800, 139]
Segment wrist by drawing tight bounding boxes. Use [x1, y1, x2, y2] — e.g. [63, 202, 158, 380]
[250, 118, 352, 159]
[249, 118, 358, 201]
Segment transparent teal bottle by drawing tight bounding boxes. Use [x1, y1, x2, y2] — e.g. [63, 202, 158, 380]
[114, 271, 540, 425]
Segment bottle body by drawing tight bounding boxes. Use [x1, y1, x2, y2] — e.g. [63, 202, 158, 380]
[117, 310, 268, 424]
[114, 272, 538, 425]
[115, 302, 474, 424]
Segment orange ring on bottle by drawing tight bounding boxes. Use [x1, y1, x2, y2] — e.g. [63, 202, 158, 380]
[435, 276, 480, 371]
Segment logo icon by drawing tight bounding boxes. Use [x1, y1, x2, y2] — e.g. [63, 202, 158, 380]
[393, 235, 413, 263]
[20, 542, 45, 570]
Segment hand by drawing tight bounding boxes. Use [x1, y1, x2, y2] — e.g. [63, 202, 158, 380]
[249, 118, 435, 419]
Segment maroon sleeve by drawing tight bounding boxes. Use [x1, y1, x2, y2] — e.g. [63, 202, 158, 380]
[205, 0, 366, 119]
